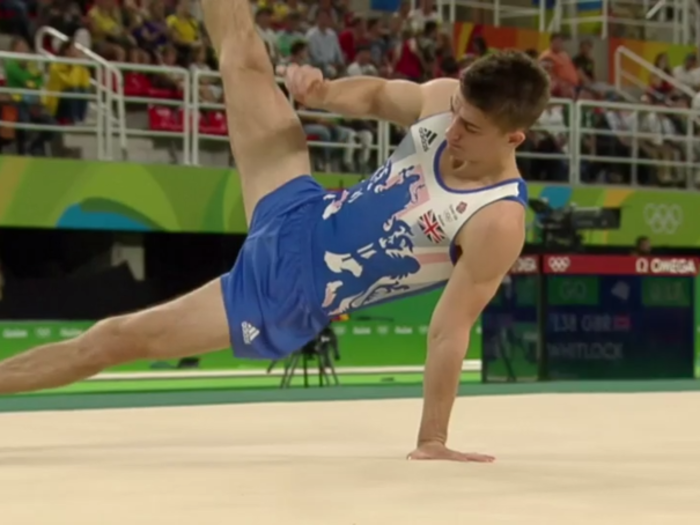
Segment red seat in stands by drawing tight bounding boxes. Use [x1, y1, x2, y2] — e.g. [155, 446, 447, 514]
[199, 111, 227, 136]
[148, 106, 184, 132]
[124, 72, 150, 97]
[147, 86, 178, 99]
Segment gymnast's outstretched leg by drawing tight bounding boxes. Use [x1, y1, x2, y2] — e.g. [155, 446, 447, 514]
[0, 280, 231, 395]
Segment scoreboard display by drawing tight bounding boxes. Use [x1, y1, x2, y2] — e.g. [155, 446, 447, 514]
[482, 255, 698, 382]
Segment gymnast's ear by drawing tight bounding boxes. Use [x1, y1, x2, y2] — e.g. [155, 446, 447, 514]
[506, 130, 526, 148]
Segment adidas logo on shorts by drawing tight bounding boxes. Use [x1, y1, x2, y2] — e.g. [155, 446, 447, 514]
[419, 127, 437, 152]
[241, 322, 260, 345]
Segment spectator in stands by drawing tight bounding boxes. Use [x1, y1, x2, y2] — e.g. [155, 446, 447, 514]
[5, 37, 56, 156]
[434, 31, 454, 72]
[672, 52, 700, 90]
[276, 12, 306, 58]
[39, 0, 87, 40]
[417, 21, 439, 77]
[300, 107, 358, 172]
[347, 45, 378, 76]
[190, 45, 222, 103]
[5, 0, 33, 43]
[660, 93, 689, 187]
[167, 0, 203, 66]
[339, 16, 367, 64]
[541, 56, 575, 99]
[472, 35, 490, 57]
[409, 0, 441, 33]
[88, 0, 134, 62]
[151, 45, 184, 92]
[306, 10, 344, 78]
[572, 39, 594, 83]
[386, 13, 404, 56]
[632, 236, 652, 255]
[267, 0, 308, 26]
[121, 0, 154, 65]
[5, 37, 43, 107]
[366, 18, 388, 70]
[255, 7, 280, 63]
[649, 52, 675, 99]
[45, 39, 91, 124]
[639, 93, 678, 186]
[132, 0, 170, 61]
[393, 28, 423, 82]
[595, 97, 641, 184]
[571, 39, 608, 96]
[255, 0, 292, 26]
[286, 40, 309, 65]
[439, 56, 460, 79]
[307, 0, 342, 31]
[528, 101, 568, 181]
[539, 33, 579, 93]
[334, 0, 356, 28]
[344, 45, 378, 171]
[395, 1, 412, 30]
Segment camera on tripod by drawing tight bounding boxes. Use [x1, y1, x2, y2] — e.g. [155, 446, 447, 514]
[268, 323, 341, 388]
[529, 197, 621, 251]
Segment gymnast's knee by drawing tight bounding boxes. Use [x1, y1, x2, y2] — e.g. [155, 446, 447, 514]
[79, 314, 160, 367]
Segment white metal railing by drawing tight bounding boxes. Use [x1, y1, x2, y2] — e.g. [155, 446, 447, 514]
[191, 68, 388, 168]
[614, 45, 697, 100]
[115, 62, 192, 164]
[34, 26, 127, 159]
[518, 98, 578, 181]
[0, 51, 102, 154]
[436, 0, 548, 32]
[4, 42, 700, 189]
[575, 98, 700, 187]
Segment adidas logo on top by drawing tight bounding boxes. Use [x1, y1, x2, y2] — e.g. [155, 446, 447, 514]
[419, 127, 437, 152]
[241, 322, 260, 345]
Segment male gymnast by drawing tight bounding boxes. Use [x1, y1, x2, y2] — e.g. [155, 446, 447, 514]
[0, 0, 550, 462]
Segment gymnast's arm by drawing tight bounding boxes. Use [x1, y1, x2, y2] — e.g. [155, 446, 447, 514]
[284, 64, 457, 127]
[416, 201, 525, 449]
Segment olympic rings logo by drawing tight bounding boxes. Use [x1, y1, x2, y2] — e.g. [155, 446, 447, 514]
[547, 257, 570, 273]
[643, 204, 683, 234]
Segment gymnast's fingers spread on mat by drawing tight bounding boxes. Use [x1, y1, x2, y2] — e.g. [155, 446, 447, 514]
[407, 443, 496, 463]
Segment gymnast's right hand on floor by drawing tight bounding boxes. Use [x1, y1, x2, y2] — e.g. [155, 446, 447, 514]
[407, 442, 496, 463]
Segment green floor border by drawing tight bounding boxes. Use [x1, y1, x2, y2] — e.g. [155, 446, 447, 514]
[2, 379, 700, 413]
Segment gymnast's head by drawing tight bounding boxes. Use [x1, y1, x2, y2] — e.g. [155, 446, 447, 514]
[445, 50, 551, 162]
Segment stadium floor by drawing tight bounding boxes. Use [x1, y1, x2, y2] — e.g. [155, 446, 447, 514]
[2, 391, 700, 524]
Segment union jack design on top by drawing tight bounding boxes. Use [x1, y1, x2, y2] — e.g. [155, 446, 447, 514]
[418, 210, 445, 244]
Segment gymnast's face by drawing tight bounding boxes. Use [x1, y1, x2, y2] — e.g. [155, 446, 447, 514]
[444, 89, 525, 164]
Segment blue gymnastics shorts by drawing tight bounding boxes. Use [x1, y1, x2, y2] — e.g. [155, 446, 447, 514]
[220, 175, 330, 360]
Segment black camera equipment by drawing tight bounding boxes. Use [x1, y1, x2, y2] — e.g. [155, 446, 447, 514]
[268, 324, 340, 388]
[528, 197, 621, 251]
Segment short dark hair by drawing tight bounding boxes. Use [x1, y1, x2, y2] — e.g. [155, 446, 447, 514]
[550, 32, 565, 42]
[460, 50, 550, 132]
[290, 40, 307, 56]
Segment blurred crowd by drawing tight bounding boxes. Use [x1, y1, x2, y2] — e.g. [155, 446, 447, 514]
[0, 0, 463, 171]
[524, 32, 700, 189]
[1, 0, 700, 186]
